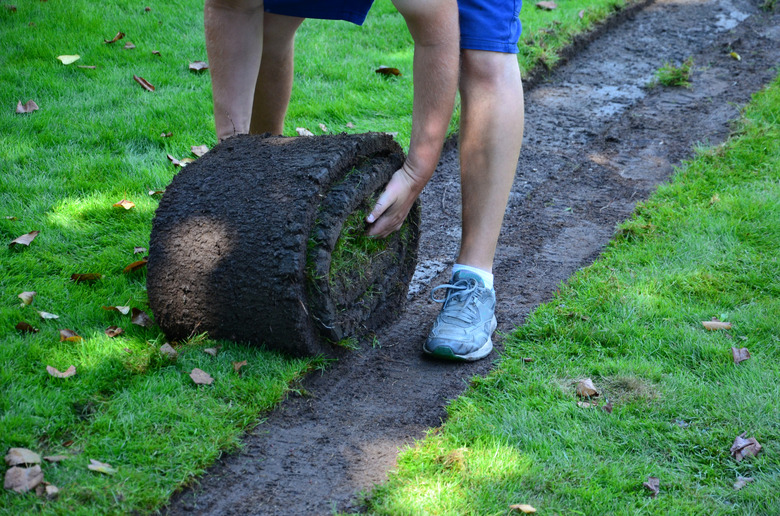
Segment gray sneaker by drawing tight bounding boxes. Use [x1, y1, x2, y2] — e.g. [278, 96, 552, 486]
[423, 270, 497, 361]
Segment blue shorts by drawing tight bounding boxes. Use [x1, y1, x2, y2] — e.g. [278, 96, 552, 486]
[264, 0, 522, 54]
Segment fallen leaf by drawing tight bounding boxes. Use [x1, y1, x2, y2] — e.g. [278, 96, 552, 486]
[730, 433, 762, 462]
[190, 368, 214, 385]
[133, 74, 155, 92]
[145, 7, 152, 12]
[62, 440, 74, 448]
[509, 504, 537, 513]
[105, 326, 124, 338]
[522, 357, 534, 363]
[113, 199, 135, 210]
[104, 31, 125, 44]
[4, 466, 43, 493]
[318, 123, 328, 132]
[602, 401, 614, 413]
[148, 189, 165, 196]
[577, 400, 598, 408]
[5, 448, 41, 467]
[131, 308, 153, 328]
[152, 50, 161, 56]
[102, 305, 131, 315]
[731, 347, 750, 364]
[296, 127, 314, 136]
[18, 291, 36, 306]
[733, 476, 754, 490]
[159, 343, 178, 359]
[5, 216, 18, 220]
[710, 193, 720, 205]
[203, 346, 221, 357]
[46, 365, 77, 378]
[730, 51, 741, 61]
[77, 65, 97, 69]
[16, 321, 39, 333]
[576, 378, 599, 397]
[43, 455, 69, 463]
[123, 347, 132, 353]
[88, 459, 117, 475]
[38, 311, 59, 320]
[133, 246, 147, 254]
[15, 100, 39, 114]
[71, 273, 102, 283]
[536, 1, 557, 10]
[702, 319, 732, 330]
[166, 154, 194, 167]
[123, 259, 148, 273]
[346, 122, 355, 129]
[233, 360, 248, 373]
[35, 482, 59, 500]
[160, 131, 171, 137]
[59, 329, 82, 342]
[56, 55, 80, 65]
[9, 230, 39, 246]
[191, 144, 209, 157]
[375, 66, 401, 76]
[643, 476, 660, 497]
[189, 61, 209, 71]
[123, 42, 135, 50]
[578, 9, 585, 19]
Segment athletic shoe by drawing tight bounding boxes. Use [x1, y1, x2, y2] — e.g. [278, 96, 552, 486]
[423, 270, 497, 361]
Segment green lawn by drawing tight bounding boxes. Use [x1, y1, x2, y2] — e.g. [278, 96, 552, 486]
[366, 74, 780, 515]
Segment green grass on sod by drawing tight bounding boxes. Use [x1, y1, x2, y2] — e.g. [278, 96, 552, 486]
[366, 75, 780, 514]
[2, 0, 641, 512]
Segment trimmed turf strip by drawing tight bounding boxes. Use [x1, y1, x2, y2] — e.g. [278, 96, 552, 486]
[365, 74, 780, 514]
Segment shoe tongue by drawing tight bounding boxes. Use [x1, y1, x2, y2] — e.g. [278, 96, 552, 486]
[452, 270, 484, 287]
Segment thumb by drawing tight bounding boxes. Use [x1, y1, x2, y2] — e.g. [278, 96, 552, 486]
[366, 190, 392, 224]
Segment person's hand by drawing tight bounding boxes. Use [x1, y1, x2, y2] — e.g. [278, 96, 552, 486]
[365, 164, 424, 238]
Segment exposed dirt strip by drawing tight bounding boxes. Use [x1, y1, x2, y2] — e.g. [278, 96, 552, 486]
[166, 0, 780, 513]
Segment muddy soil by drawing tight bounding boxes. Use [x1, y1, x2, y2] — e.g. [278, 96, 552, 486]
[165, 0, 780, 513]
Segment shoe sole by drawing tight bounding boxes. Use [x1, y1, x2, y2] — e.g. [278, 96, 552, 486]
[423, 316, 497, 362]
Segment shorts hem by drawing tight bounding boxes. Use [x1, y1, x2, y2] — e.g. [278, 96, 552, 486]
[460, 38, 520, 54]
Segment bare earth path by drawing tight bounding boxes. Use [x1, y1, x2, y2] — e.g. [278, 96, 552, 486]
[166, 0, 780, 513]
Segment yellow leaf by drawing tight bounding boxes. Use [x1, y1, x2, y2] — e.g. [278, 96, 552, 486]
[57, 55, 81, 65]
[510, 504, 537, 513]
[730, 52, 741, 61]
[702, 320, 732, 330]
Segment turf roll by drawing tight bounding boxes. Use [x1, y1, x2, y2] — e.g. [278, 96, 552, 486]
[147, 133, 420, 356]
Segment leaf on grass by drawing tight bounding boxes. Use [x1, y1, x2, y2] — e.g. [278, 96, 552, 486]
[576, 401, 598, 408]
[62, 440, 74, 448]
[375, 66, 401, 76]
[16, 321, 39, 333]
[123, 259, 148, 273]
[731, 347, 750, 364]
[318, 123, 328, 132]
[102, 305, 131, 315]
[509, 504, 537, 513]
[18, 291, 36, 306]
[730, 51, 741, 61]
[149, 189, 165, 196]
[56, 55, 80, 65]
[296, 127, 314, 136]
[105, 326, 124, 338]
[134, 246, 147, 254]
[643, 476, 660, 497]
[59, 329, 82, 342]
[46, 365, 76, 378]
[9, 230, 39, 246]
[6, 5, 17, 12]
[190, 368, 214, 385]
[35, 482, 59, 500]
[709, 193, 720, 205]
[233, 360, 248, 373]
[166, 154, 194, 167]
[160, 131, 171, 137]
[5, 448, 41, 467]
[77, 65, 97, 69]
[203, 346, 221, 357]
[3, 466, 43, 493]
[702, 318, 732, 330]
[576, 378, 599, 397]
[104, 32, 125, 44]
[536, 1, 557, 10]
[578, 9, 585, 19]
[602, 401, 614, 413]
[159, 343, 178, 359]
[112, 199, 135, 210]
[152, 50, 161, 56]
[88, 459, 117, 475]
[522, 357, 534, 363]
[38, 311, 59, 320]
[124, 42, 135, 50]
[189, 61, 209, 71]
[71, 273, 102, 283]
[131, 308, 153, 328]
[133, 74, 155, 92]
[6, 216, 18, 220]
[346, 122, 356, 129]
[16, 100, 39, 114]
[733, 476, 754, 490]
[730, 433, 762, 462]
[43, 455, 69, 463]
[145, 7, 152, 12]
[191, 144, 209, 157]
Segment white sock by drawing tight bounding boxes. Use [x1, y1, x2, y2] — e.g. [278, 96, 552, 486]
[452, 263, 494, 290]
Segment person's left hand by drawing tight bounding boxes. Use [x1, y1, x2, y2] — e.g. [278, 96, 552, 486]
[365, 164, 424, 238]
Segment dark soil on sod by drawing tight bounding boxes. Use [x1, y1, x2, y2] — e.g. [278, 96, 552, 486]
[165, 0, 780, 513]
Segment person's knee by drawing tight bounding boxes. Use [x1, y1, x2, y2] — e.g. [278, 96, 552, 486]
[205, 0, 263, 13]
[461, 50, 518, 85]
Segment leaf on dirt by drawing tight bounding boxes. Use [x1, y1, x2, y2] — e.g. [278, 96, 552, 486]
[318, 123, 328, 132]
[702, 318, 732, 330]
[375, 66, 401, 76]
[43, 455, 69, 463]
[233, 360, 248, 373]
[102, 305, 131, 315]
[105, 326, 124, 338]
[733, 476, 754, 490]
[16, 321, 39, 333]
[576, 378, 599, 397]
[191, 144, 209, 157]
[731, 347, 750, 364]
[59, 329, 82, 342]
[4, 465, 43, 493]
[133, 74, 155, 92]
[46, 365, 76, 378]
[9, 230, 39, 246]
[5, 448, 41, 467]
[112, 199, 135, 210]
[35, 482, 59, 500]
[159, 343, 178, 359]
[18, 291, 36, 306]
[190, 368, 214, 385]
[578, 9, 585, 19]
[346, 122, 356, 129]
[730, 432, 762, 462]
[643, 476, 660, 497]
[124, 42, 135, 50]
[104, 32, 125, 44]
[123, 259, 148, 273]
[730, 51, 741, 61]
[131, 308, 153, 328]
[88, 459, 117, 475]
[189, 61, 209, 71]
[203, 346, 221, 357]
[16, 100, 39, 114]
[133, 246, 147, 254]
[71, 273, 102, 283]
[56, 55, 80, 65]
[602, 401, 614, 413]
[509, 504, 537, 513]
[149, 189, 165, 196]
[38, 310, 59, 320]
[536, 1, 557, 10]
[296, 127, 314, 136]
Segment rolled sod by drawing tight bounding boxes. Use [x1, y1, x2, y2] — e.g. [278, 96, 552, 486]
[147, 133, 420, 356]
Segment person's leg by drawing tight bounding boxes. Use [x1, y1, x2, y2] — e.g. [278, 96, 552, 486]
[249, 13, 304, 135]
[205, 0, 265, 140]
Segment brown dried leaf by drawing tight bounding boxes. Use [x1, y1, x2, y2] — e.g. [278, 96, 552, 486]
[104, 32, 125, 44]
[733, 476, 754, 490]
[123, 259, 148, 273]
[62, 440, 74, 448]
[38, 310, 59, 320]
[730, 433, 762, 462]
[602, 401, 614, 414]
[731, 347, 750, 364]
[643, 476, 660, 497]
[9, 230, 39, 246]
[16, 100, 39, 114]
[131, 308, 153, 328]
[46, 365, 76, 378]
[536, 1, 557, 10]
[191, 144, 209, 157]
[375, 66, 401, 76]
[59, 329, 82, 342]
[16, 321, 39, 333]
[113, 199, 135, 210]
[145, 7, 152, 12]
[71, 273, 102, 283]
[102, 305, 131, 315]
[43, 455, 69, 463]
[509, 504, 537, 513]
[159, 343, 178, 359]
[160, 130, 171, 137]
[105, 326, 124, 338]
[88, 459, 117, 475]
[702, 319, 732, 331]
[149, 189, 165, 196]
[190, 368, 214, 385]
[35, 483, 59, 500]
[233, 360, 248, 373]
[5, 448, 41, 467]
[522, 357, 534, 363]
[189, 60, 209, 71]
[296, 127, 314, 136]
[4, 466, 43, 493]
[18, 291, 36, 306]
[124, 42, 135, 50]
[133, 74, 155, 92]
[576, 378, 599, 397]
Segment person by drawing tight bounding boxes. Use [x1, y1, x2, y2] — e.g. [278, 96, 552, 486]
[204, 0, 524, 362]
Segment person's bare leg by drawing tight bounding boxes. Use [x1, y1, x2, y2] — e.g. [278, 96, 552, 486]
[457, 49, 524, 272]
[249, 13, 303, 135]
[204, 0, 264, 140]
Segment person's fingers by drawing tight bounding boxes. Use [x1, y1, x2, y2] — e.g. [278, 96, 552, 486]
[366, 189, 394, 224]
